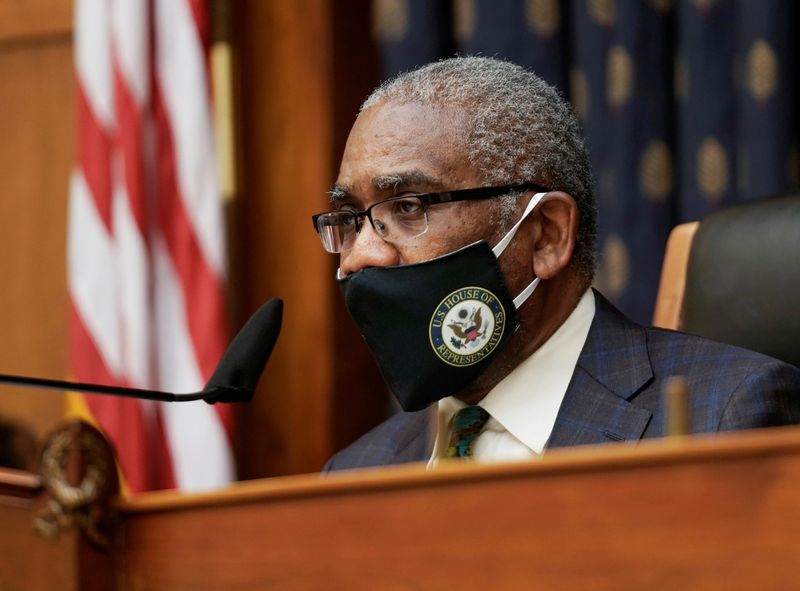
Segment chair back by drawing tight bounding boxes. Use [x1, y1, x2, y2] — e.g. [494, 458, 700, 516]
[680, 194, 800, 367]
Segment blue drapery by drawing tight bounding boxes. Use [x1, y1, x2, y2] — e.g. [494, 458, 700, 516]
[371, 0, 800, 323]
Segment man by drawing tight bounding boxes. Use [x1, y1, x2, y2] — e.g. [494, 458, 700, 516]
[312, 57, 800, 471]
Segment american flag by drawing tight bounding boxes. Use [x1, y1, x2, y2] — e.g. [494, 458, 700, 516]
[67, 0, 234, 493]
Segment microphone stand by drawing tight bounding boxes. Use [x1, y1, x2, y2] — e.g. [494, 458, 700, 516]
[0, 373, 223, 402]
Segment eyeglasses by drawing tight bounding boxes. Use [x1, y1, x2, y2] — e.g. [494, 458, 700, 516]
[311, 183, 549, 253]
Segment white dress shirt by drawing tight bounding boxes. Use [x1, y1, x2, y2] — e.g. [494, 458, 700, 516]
[428, 289, 595, 466]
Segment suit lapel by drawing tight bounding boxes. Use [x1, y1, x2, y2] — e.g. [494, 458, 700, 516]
[547, 291, 654, 449]
[388, 408, 432, 464]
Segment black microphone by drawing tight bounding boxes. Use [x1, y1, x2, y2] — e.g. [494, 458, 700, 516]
[0, 298, 283, 404]
[203, 298, 283, 403]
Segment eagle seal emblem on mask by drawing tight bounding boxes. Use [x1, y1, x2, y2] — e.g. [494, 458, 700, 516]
[429, 286, 507, 367]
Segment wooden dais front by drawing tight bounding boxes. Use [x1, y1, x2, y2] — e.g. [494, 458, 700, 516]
[114, 427, 800, 591]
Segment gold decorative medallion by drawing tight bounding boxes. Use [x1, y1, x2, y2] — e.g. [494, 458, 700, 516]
[588, 0, 615, 28]
[372, 0, 409, 43]
[595, 234, 630, 299]
[570, 67, 589, 120]
[697, 137, 730, 205]
[607, 45, 633, 110]
[454, 0, 477, 44]
[746, 38, 778, 103]
[640, 140, 673, 203]
[526, 0, 560, 37]
[34, 421, 119, 550]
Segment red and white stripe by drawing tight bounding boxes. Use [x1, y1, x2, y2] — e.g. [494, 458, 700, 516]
[68, 0, 234, 493]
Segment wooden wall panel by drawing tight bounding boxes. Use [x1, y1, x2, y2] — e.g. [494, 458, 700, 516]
[233, 0, 338, 478]
[0, 0, 72, 43]
[0, 27, 74, 440]
[234, 0, 385, 478]
[328, 0, 388, 456]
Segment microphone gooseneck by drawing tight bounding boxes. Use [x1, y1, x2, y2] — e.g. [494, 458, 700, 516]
[0, 298, 284, 404]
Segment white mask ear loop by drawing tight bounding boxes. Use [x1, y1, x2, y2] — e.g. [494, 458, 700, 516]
[491, 192, 546, 257]
[512, 276, 540, 308]
[491, 191, 547, 309]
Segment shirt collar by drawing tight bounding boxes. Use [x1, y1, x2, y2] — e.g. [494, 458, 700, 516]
[436, 288, 596, 455]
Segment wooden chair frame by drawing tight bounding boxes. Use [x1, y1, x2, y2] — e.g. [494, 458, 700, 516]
[652, 222, 699, 330]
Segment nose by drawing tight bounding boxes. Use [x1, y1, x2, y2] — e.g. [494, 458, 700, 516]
[339, 222, 399, 276]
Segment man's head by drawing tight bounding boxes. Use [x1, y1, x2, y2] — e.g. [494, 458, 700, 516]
[325, 57, 597, 403]
[340, 56, 596, 284]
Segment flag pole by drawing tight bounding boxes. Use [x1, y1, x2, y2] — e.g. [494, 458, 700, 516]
[211, 0, 239, 203]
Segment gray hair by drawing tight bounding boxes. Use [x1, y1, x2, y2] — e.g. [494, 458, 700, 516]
[362, 56, 597, 284]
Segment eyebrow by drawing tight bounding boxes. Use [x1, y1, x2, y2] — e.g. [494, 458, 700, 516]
[329, 170, 444, 204]
[373, 170, 443, 192]
[328, 184, 349, 203]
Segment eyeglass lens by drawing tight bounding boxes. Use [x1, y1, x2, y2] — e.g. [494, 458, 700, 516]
[315, 196, 429, 253]
[316, 212, 354, 253]
[371, 197, 427, 241]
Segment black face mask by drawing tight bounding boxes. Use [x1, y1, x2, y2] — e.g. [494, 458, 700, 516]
[338, 192, 545, 411]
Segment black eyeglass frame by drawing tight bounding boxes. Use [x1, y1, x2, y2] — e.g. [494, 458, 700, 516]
[311, 183, 551, 243]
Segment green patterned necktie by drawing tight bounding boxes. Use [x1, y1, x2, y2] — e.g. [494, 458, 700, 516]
[446, 406, 491, 459]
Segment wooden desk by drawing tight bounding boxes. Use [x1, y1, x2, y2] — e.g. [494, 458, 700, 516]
[0, 466, 113, 591]
[0, 468, 75, 590]
[118, 427, 800, 590]
[4, 426, 800, 590]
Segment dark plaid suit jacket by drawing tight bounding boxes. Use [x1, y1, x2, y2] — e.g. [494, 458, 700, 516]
[324, 291, 800, 471]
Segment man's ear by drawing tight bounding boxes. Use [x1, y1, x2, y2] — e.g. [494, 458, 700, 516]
[531, 191, 578, 279]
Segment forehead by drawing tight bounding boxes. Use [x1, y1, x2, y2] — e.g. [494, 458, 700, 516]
[336, 101, 478, 201]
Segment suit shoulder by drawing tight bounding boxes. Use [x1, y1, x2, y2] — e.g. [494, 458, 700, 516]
[323, 409, 429, 473]
[644, 325, 795, 375]
[643, 326, 800, 429]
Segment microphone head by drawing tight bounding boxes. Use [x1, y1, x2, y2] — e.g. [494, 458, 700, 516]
[203, 298, 283, 403]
